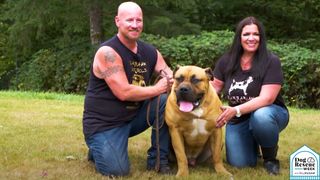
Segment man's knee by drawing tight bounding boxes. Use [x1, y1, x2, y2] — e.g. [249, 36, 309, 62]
[97, 166, 130, 177]
[89, 137, 130, 176]
[95, 156, 130, 176]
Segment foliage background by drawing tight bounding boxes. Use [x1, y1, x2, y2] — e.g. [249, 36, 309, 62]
[0, 0, 319, 108]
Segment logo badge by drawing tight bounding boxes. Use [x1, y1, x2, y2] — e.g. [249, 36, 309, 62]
[290, 145, 319, 179]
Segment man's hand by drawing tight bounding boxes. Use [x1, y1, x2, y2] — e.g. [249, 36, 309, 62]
[155, 76, 173, 94]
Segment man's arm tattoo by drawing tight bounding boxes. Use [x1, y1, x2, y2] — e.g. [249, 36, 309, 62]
[100, 65, 123, 79]
[104, 50, 116, 63]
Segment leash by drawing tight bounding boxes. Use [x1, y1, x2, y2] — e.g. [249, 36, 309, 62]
[146, 69, 171, 172]
[146, 95, 162, 172]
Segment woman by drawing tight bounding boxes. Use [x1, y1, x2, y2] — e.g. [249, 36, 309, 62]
[212, 16, 289, 175]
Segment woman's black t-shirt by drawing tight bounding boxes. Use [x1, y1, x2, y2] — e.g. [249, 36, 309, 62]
[213, 53, 287, 121]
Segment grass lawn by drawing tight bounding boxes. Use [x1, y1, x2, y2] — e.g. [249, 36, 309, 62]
[0, 91, 319, 180]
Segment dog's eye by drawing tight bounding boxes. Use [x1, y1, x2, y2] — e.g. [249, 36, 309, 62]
[175, 76, 184, 82]
[191, 77, 201, 84]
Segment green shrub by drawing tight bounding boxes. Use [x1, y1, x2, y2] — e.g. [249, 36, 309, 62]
[142, 31, 233, 68]
[269, 43, 320, 108]
[12, 43, 95, 93]
[12, 49, 56, 91]
[11, 31, 320, 108]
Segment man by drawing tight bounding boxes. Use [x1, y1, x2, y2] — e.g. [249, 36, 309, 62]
[82, 1, 173, 177]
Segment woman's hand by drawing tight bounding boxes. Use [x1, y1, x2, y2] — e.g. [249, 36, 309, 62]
[215, 106, 237, 128]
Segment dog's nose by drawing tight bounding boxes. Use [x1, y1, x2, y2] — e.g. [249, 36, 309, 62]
[179, 86, 190, 94]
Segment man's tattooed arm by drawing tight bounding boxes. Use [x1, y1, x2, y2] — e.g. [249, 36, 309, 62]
[104, 50, 116, 63]
[100, 65, 123, 79]
[99, 49, 123, 79]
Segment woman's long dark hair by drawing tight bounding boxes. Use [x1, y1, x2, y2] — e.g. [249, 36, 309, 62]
[225, 16, 271, 80]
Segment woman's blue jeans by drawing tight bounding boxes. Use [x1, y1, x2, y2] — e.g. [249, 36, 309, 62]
[225, 104, 289, 167]
[85, 94, 170, 176]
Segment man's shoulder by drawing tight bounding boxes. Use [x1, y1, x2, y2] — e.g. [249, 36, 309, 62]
[100, 36, 117, 47]
[138, 39, 156, 51]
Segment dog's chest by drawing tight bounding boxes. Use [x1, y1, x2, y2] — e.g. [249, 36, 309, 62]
[189, 118, 209, 137]
[191, 108, 204, 118]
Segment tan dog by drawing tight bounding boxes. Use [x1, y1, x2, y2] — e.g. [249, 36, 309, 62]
[165, 65, 231, 177]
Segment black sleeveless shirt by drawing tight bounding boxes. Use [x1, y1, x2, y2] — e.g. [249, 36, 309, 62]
[83, 36, 157, 138]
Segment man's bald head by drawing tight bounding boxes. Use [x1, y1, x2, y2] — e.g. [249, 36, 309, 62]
[117, 1, 142, 17]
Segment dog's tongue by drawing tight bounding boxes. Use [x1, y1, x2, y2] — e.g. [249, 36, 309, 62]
[179, 101, 194, 112]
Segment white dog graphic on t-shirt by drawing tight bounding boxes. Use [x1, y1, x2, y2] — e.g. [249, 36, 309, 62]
[229, 76, 253, 95]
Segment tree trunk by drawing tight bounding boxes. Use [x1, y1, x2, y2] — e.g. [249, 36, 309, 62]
[89, 1, 103, 45]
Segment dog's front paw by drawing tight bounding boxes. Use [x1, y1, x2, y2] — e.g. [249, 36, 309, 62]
[176, 169, 189, 177]
[215, 164, 232, 176]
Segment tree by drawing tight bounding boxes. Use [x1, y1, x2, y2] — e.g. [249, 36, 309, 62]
[89, 1, 103, 45]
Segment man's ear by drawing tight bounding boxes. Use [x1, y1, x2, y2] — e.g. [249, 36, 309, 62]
[205, 67, 213, 81]
[115, 16, 120, 28]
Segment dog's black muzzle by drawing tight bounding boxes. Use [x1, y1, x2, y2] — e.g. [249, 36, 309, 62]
[175, 84, 204, 111]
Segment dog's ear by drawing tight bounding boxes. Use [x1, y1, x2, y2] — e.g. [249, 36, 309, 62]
[173, 65, 181, 76]
[205, 67, 213, 81]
